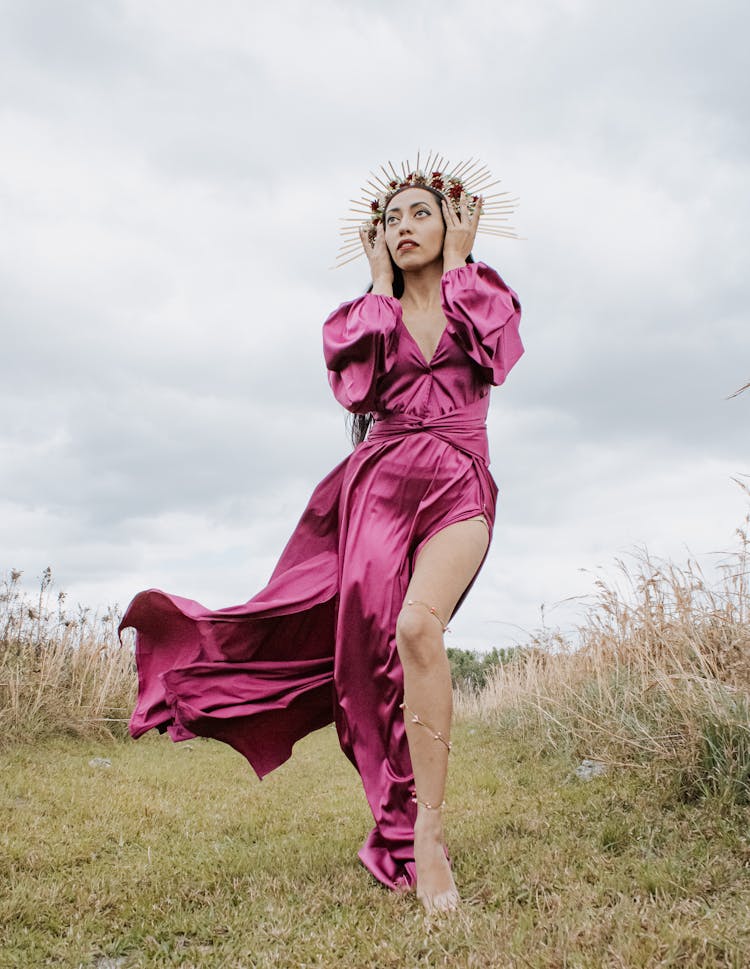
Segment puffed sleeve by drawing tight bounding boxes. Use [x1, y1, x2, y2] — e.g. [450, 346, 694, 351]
[441, 261, 524, 385]
[322, 294, 401, 413]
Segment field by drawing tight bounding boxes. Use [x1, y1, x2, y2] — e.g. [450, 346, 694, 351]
[2, 496, 750, 967]
[3, 721, 748, 968]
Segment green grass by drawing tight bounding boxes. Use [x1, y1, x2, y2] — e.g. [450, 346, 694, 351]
[2, 723, 749, 968]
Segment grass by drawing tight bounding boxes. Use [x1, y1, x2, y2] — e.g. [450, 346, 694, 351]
[0, 568, 134, 745]
[2, 487, 750, 966]
[456, 486, 750, 812]
[2, 723, 749, 968]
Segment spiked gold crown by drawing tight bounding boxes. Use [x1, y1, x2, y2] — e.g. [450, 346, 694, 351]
[334, 151, 521, 268]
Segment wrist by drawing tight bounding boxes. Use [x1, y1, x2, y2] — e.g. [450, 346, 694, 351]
[442, 254, 467, 274]
[371, 277, 394, 296]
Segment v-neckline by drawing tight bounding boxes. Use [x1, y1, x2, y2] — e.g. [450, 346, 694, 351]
[397, 306, 448, 368]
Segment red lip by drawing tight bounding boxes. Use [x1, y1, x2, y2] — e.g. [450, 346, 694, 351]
[398, 241, 418, 250]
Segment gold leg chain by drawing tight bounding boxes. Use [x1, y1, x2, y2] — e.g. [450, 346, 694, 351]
[400, 700, 452, 810]
[401, 600, 452, 811]
[400, 701, 452, 751]
[406, 598, 451, 633]
[411, 794, 446, 811]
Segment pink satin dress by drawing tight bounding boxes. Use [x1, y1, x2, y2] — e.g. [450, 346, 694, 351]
[120, 260, 523, 891]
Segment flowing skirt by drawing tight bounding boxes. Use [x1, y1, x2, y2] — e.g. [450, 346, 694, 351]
[121, 432, 496, 889]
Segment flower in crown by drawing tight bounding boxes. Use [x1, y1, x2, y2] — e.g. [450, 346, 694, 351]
[334, 151, 521, 268]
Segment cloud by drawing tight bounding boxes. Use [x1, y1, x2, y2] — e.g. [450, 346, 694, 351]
[1, 0, 747, 647]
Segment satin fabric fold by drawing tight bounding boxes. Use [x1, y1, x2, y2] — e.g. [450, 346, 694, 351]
[369, 395, 491, 464]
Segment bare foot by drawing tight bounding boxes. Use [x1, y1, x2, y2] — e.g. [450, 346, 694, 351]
[414, 810, 460, 914]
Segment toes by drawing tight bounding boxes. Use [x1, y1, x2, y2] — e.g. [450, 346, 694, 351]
[417, 889, 461, 915]
[414, 839, 460, 914]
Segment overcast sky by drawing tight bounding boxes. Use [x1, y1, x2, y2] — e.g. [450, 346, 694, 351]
[1, 0, 747, 652]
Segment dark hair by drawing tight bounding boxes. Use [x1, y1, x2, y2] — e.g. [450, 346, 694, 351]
[349, 184, 475, 447]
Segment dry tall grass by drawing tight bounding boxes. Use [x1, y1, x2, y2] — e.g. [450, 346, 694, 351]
[0, 567, 135, 744]
[458, 483, 750, 805]
[3, 490, 750, 805]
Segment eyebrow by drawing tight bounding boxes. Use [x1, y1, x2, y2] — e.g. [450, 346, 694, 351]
[385, 201, 432, 214]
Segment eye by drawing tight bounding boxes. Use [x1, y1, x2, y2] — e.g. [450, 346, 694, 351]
[386, 214, 398, 225]
[415, 208, 430, 217]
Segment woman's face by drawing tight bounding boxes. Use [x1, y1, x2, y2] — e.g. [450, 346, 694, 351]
[383, 187, 446, 270]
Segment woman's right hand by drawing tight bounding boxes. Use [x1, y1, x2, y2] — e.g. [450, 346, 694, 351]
[359, 222, 394, 293]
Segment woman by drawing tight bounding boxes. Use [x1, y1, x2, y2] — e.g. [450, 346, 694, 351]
[121, 160, 523, 915]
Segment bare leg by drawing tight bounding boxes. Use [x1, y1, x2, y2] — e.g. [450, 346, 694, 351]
[395, 514, 489, 913]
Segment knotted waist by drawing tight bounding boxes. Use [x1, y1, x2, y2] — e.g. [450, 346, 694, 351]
[366, 396, 490, 464]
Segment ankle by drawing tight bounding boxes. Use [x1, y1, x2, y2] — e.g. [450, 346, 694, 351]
[414, 809, 445, 839]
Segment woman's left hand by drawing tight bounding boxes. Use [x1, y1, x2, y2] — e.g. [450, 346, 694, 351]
[442, 191, 483, 267]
